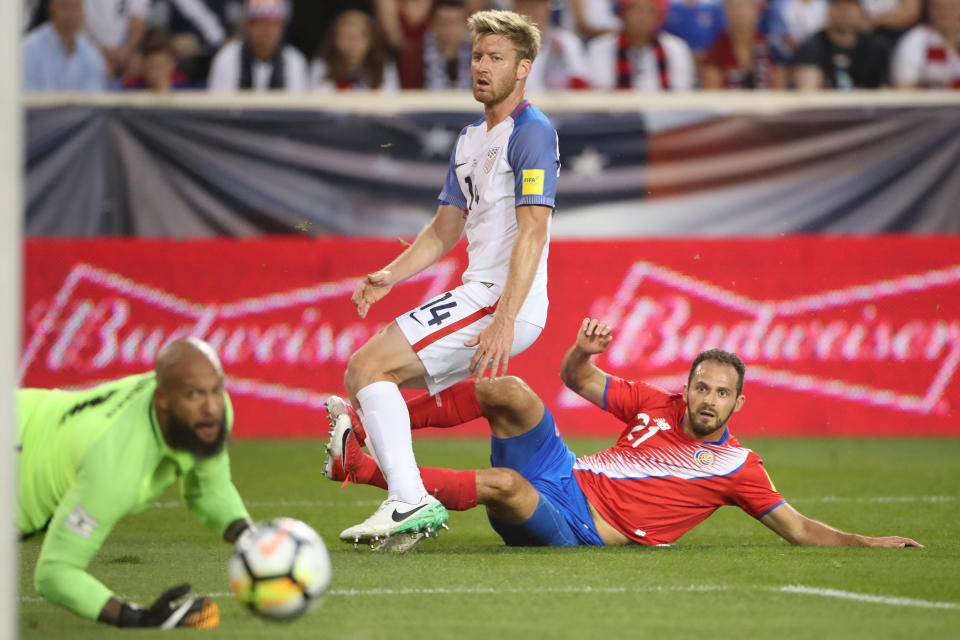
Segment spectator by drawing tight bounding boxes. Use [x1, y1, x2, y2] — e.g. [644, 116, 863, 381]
[861, 0, 923, 47]
[123, 30, 193, 91]
[760, 0, 795, 62]
[515, 0, 591, 90]
[23, 0, 106, 91]
[287, 0, 373, 61]
[587, 0, 697, 90]
[311, 9, 400, 91]
[780, 0, 829, 48]
[423, 0, 473, 89]
[702, 0, 787, 87]
[83, 0, 149, 79]
[207, 0, 309, 92]
[793, 0, 890, 89]
[662, 0, 728, 63]
[377, 0, 434, 88]
[566, 0, 622, 39]
[148, 0, 242, 83]
[891, 0, 960, 88]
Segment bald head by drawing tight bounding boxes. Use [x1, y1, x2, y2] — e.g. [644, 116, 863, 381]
[154, 338, 228, 457]
[155, 337, 224, 391]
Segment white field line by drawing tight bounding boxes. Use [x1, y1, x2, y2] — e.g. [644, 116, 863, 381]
[151, 499, 383, 509]
[18, 584, 958, 610]
[148, 496, 959, 509]
[778, 585, 959, 610]
[790, 496, 958, 504]
[16, 585, 714, 603]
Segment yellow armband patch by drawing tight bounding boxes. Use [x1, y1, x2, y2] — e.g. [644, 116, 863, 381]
[521, 169, 544, 195]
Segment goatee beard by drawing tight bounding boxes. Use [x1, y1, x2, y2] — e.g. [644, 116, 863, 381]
[165, 410, 227, 459]
[688, 408, 733, 438]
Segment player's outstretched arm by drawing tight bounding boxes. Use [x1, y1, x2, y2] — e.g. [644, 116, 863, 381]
[352, 204, 465, 318]
[182, 450, 253, 542]
[760, 503, 923, 548]
[559, 318, 613, 408]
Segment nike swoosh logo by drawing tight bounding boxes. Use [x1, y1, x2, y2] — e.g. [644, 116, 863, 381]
[455, 162, 468, 169]
[340, 427, 350, 471]
[408, 311, 423, 326]
[392, 503, 429, 522]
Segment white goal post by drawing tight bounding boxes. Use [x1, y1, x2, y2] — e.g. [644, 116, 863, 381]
[2, 1, 23, 638]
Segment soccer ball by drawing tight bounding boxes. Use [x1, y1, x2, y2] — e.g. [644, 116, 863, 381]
[228, 517, 332, 620]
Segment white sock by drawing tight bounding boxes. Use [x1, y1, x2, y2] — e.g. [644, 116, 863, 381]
[354, 406, 381, 469]
[355, 381, 426, 504]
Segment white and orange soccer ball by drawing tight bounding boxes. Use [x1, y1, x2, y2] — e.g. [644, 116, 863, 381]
[229, 518, 332, 620]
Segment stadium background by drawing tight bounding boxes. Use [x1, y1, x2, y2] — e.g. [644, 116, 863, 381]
[20, 92, 960, 439]
[15, 0, 960, 635]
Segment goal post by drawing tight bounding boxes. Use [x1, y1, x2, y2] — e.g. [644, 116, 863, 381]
[1, 1, 23, 637]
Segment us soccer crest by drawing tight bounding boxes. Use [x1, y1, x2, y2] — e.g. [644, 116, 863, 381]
[483, 147, 500, 173]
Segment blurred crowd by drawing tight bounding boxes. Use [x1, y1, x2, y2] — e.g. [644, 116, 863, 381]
[21, 0, 960, 93]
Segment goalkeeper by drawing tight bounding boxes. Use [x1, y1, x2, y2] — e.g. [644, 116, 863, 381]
[17, 337, 253, 629]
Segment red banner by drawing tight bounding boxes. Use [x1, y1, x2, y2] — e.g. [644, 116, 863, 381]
[21, 237, 960, 437]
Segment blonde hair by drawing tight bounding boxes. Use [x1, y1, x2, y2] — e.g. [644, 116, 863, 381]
[467, 10, 541, 62]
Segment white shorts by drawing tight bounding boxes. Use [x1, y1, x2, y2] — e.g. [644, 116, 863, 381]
[395, 282, 543, 395]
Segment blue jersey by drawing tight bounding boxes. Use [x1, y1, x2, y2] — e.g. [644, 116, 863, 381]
[662, 0, 727, 55]
[438, 101, 560, 328]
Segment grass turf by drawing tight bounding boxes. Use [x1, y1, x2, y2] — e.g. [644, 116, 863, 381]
[18, 437, 960, 639]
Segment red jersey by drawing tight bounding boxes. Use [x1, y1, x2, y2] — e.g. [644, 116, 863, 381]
[573, 376, 785, 545]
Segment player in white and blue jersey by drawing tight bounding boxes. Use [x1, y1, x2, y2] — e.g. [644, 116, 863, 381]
[331, 10, 562, 549]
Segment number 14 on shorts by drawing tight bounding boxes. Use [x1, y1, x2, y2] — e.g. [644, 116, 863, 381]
[408, 293, 458, 327]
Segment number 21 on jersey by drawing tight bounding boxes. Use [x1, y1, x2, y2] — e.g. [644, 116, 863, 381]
[626, 413, 671, 448]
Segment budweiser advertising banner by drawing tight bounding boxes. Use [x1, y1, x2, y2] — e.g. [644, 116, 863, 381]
[21, 237, 960, 438]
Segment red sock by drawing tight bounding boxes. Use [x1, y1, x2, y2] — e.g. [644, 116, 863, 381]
[356, 462, 477, 511]
[354, 455, 386, 490]
[420, 467, 478, 511]
[407, 379, 483, 430]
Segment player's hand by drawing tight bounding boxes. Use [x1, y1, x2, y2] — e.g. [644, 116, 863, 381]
[466, 315, 514, 380]
[575, 318, 613, 355]
[352, 270, 394, 319]
[864, 536, 924, 548]
[135, 584, 220, 629]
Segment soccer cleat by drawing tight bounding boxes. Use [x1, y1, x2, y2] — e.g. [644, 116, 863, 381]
[339, 495, 449, 545]
[373, 531, 427, 554]
[325, 395, 366, 446]
[322, 414, 365, 488]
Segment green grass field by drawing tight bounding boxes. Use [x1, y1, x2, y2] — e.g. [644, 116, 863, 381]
[19, 437, 960, 639]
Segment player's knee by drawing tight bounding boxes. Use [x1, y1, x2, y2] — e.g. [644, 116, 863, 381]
[344, 350, 374, 394]
[478, 468, 526, 503]
[475, 377, 542, 434]
[475, 376, 535, 414]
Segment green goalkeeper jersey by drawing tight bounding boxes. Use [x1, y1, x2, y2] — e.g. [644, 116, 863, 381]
[17, 372, 250, 620]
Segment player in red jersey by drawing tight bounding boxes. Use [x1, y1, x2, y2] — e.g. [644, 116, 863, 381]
[324, 318, 922, 550]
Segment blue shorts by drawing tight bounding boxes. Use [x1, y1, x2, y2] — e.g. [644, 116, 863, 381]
[488, 408, 604, 546]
